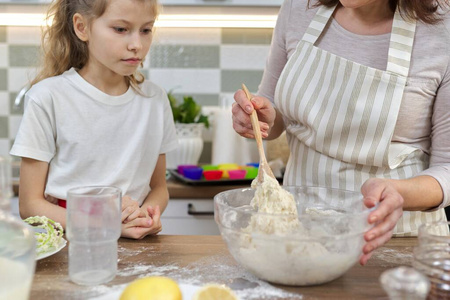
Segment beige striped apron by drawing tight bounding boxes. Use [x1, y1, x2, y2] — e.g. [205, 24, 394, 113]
[275, 5, 447, 236]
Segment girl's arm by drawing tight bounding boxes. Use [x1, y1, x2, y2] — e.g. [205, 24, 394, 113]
[141, 154, 169, 213]
[19, 157, 67, 228]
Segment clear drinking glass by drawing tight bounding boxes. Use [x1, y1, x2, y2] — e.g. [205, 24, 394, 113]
[66, 186, 121, 286]
[0, 211, 36, 300]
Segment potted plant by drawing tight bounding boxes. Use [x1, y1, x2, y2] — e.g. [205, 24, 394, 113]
[166, 92, 210, 169]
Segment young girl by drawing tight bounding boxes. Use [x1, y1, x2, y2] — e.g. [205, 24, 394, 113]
[10, 0, 177, 239]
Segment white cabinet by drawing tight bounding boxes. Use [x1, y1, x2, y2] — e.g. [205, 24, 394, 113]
[161, 198, 220, 235]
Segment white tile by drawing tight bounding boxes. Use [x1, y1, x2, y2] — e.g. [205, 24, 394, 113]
[218, 93, 236, 107]
[0, 139, 11, 156]
[9, 115, 22, 139]
[7, 26, 42, 45]
[220, 45, 270, 70]
[8, 68, 36, 92]
[153, 28, 221, 45]
[0, 44, 7, 68]
[0, 92, 9, 116]
[149, 69, 220, 94]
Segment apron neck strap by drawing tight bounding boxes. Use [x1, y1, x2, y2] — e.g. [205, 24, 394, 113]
[387, 13, 416, 77]
[301, 4, 417, 77]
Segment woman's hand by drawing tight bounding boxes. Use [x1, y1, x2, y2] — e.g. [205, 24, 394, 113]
[232, 89, 276, 139]
[360, 178, 404, 265]
[120, 205, 162, 239]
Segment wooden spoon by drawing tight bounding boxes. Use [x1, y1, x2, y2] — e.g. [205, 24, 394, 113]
[241, 84, 276, 183]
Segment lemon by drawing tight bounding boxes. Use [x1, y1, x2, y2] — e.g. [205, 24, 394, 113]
[120, 276, 182, 300]
[192, 284, 238, 300]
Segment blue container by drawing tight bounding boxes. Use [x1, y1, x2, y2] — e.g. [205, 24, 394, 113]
[183, 167, 203, 180]
[246, 162, 259, 168]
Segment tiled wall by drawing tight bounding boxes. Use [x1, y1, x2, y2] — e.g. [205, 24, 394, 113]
[0, 26, 273, 162]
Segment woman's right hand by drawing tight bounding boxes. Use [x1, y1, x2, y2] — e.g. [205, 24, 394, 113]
[232, 89, 276, 139]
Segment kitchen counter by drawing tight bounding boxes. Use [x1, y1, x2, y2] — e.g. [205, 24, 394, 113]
[31, 235, 418, 299]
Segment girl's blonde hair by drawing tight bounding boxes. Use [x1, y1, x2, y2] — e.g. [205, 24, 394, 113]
[31, 0, 159, 92]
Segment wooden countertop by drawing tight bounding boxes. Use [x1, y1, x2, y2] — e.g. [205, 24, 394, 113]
[31, 235, 418, 299]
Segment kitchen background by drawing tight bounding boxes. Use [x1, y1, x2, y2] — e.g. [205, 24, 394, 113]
[0, 9, 277, 164]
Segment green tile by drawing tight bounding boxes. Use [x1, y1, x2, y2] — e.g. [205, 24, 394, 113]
[221, 70, 264, 93]
[150, 45, 219, 68]
[0, 116, 8, 138]
[0, 27, 6, 43]
[9, 45, 40, 67]
[199, 141, 212, 164]
[9, 92, 24, 115]
[170, 93, 220, 107]
[0, 69, 6, 91]
[222, 28, 273, 44]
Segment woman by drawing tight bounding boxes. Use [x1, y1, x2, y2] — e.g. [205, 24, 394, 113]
[232, 0, 450, 265]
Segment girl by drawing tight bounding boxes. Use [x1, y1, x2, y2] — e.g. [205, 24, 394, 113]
[10, 0, 178, 239]
[232, 0, 450, 264]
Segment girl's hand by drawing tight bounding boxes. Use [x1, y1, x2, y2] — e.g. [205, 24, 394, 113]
[359, 178, 404, 265]
[120, 205, 162, 239]
[121, 195, 145, 224]
[232, 89, 276, 139]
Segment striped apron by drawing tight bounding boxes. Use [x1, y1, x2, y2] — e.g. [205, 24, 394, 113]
[275, 5, 447, 236]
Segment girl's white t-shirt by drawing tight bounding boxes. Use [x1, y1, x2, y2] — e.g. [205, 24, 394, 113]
[10, 68, 178, 205]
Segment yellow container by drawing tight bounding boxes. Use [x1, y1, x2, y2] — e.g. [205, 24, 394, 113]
[217, 163, 239, 178]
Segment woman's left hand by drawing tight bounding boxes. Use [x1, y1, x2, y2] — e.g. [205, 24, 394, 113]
[360, 178, 404, 265]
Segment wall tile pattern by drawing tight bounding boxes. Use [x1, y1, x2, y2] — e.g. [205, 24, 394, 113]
[0, 26, 273, 162]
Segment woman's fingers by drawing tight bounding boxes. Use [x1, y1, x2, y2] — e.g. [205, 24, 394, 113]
[365, 206, 402, 241]
[361, 178, 403, 225]
[234, 89, 254, 114]
[360, 229, 393, 265]
[232, 101, 271, 138]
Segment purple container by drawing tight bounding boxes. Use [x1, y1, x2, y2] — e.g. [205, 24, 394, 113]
[177, 164, 198, 175]
[183, 167, 203, 180]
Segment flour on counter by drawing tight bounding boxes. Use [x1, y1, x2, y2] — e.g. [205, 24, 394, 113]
[87, 254, 303, 300]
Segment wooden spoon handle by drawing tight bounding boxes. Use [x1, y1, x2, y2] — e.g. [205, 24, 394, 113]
[241, 84, 266, 162]
[241, 84, 276, 181]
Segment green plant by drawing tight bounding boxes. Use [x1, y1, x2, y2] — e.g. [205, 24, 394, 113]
[167, 92, 210, 128]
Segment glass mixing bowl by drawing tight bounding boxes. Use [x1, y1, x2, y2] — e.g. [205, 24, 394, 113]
[214, 186, 375, 286]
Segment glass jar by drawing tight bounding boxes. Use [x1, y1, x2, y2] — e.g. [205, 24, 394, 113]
[380, 266, 430, 300]
[0, 155, 36, 300]
[412, 222, 450, 300]
[0, 211, 36, 300]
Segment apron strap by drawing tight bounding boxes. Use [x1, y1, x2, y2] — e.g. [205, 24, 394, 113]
[386, 13, 416, 77]
[301, 4, 416, 77]
[301, 5, 336, 44]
